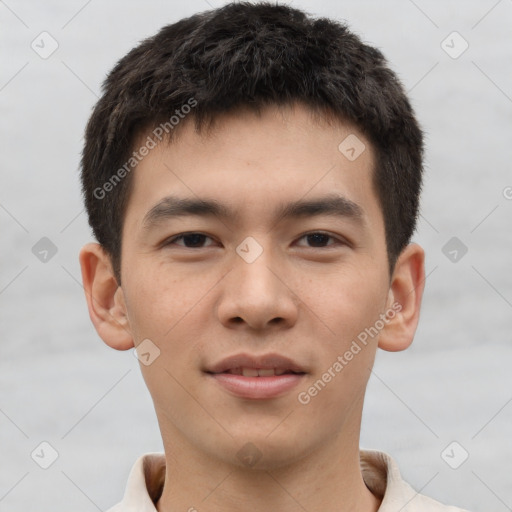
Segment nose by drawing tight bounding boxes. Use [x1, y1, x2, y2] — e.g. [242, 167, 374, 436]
[216, 247, 299, 331]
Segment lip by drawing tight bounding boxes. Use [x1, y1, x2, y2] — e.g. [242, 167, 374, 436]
[208, 373, 305, 400]
[204, 352, 307, 400]
[205, 352, 307, 374]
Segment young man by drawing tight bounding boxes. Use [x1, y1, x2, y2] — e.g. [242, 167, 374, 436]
[79, 3, 468, 511]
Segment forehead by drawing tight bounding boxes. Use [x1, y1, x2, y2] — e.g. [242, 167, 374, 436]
[124, 104, 383, 234]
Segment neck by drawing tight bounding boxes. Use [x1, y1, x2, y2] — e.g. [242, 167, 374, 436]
[155, 420, 380, 512]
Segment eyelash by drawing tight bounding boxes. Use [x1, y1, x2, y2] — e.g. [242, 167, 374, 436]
[162, 231, 347, 249]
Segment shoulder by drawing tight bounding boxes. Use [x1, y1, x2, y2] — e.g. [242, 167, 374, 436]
[104, 452, 166, 512]
[360, 450, 470, 512]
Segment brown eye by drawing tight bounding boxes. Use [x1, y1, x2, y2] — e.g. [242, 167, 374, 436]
[305, 233, 331, 247]
[165, 233, 215, 248]
[296, 232, 342, 248]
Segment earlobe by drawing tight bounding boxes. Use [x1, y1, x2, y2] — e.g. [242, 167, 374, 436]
[378, 243, 425, 352]
[79, 243, 134, 351]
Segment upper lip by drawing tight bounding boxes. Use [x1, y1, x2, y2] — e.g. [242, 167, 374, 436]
[205, 353, 307, 374]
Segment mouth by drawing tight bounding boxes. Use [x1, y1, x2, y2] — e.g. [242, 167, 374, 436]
[204, 353, 307, 400]
[210, 367, 304, 377]
[205, 352, 307, 375]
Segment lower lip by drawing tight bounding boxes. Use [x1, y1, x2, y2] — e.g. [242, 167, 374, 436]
[208, 373, 305, 400]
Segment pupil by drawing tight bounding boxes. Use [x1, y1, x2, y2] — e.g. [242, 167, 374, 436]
[307, 233, 328, 247]
[183, 234, 205, 247]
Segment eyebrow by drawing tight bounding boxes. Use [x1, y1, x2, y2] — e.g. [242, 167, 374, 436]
[142, 194, 365, 230]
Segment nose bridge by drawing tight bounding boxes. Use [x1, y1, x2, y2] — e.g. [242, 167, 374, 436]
[216, 237, 298, 329]
[232, 238, 280, 299]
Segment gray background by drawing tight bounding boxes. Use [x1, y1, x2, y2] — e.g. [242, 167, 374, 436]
[1, 0, 511, 510]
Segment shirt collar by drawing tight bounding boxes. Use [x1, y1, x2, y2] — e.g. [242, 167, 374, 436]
[113, 450, 461, 511]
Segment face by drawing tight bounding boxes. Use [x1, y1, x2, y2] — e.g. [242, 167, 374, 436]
[117, 104, 394, 469]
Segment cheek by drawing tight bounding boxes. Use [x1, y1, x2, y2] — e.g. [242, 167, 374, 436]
[293, 268, 384, 426]
[122, 264, 219, 411]
[294, 262, 388, 345]
[122, 260, 221, 348]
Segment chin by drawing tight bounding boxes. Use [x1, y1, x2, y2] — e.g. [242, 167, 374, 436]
[217, 431, 311, 471]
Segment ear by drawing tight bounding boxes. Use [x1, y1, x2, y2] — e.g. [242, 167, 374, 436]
[79, 243, 134, 351]
[378, 243, 425, 352]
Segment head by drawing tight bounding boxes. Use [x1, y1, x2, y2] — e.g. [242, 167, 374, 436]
[81, 1, 423, 283]
[80, 2, 425, 471]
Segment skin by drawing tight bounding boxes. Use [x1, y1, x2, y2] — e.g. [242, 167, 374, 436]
[80, 103, 425, 512]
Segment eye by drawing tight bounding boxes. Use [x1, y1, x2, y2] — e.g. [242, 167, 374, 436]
[295, 232, 344, 248]
[163, 232, 216, 248]
[162, 231, 346, 250]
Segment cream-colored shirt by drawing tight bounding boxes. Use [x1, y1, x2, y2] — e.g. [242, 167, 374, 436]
[107, 450, 469, 511]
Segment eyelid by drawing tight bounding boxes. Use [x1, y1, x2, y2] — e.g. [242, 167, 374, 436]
[160, 232, 218, 248]
[295, 231, 348, 247]
[160, 230, 349, 249]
